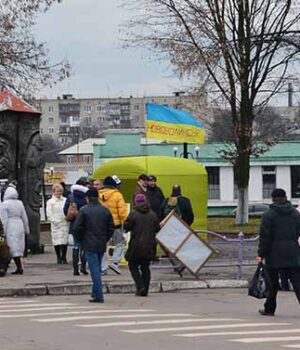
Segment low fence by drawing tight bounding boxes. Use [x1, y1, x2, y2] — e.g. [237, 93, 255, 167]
[153, 230, 259, 280]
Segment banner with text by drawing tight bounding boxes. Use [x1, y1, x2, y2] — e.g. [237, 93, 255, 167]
[146, 103, 205, 144]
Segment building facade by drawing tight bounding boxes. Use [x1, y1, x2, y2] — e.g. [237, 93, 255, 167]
[34, 92, 207, 145]
[57, 132, 300, 208]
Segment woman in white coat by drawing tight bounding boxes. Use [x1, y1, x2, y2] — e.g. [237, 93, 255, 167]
[46, 183, 69, 264]
[0, 186, 29, 275]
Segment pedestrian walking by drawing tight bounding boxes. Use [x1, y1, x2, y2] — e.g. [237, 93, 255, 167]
[99, 175, 127, 275]
[64, 177, 89, 276]
[133, 174, 148, 203]
[124, 193, 160, 296]
[0, 187, 29, 275]
[73, 188, 114, 303]
[257, 188, 300, 316]
[147, 175, 165, 218]
[0, 217, 10, 277]
[46, 183, 69, 264]
[160, 185, 194, 225]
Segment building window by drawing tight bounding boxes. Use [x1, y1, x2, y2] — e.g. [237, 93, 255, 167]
[83, 155, 92, 163]
[49, 106, 54, 113]
[262, 166, 276, 199]
[67, 156, 74, 164]
[48, 128, 54, 134]
[40, 128, 43, 134]
[206, 167, 220, 200]
[84, 105, 92, 112]
[291, 166, 300, 198]
[48, 117, 54, 125]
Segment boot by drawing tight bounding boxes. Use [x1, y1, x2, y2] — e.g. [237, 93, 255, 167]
[72, 249, 80, 276]
[54, 245, 62, 264]
[11, 257, 23, 275]
[61, 245, 68, 264]
[80, 250, 89, 275]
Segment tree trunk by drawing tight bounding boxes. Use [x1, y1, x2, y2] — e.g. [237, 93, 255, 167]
[234, 135, 251, 225]
[235, 187, 249, 225]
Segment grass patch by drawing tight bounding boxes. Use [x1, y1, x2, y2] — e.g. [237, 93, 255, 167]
[207, 217, 260, 235]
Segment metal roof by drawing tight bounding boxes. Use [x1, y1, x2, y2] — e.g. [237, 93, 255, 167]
[0, 91, 40, 114]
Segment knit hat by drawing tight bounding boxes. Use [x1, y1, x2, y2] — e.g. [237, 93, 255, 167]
[103, 176, 117, 187]
[134, 193, 147, 205]
[271, 188, 286, 198]
[112, 175, 121, 185]
[86, 188, 99, 198]
[171, 185, 181, 197]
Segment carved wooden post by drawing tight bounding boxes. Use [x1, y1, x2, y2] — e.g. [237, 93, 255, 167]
[0, 91, 44, 252]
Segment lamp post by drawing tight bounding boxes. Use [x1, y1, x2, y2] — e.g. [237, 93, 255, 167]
[172, 146, 201, 159]
[173, 146, 178, 157]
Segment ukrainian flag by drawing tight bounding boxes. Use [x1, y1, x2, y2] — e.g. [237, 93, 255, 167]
[146, 103, 205, 144]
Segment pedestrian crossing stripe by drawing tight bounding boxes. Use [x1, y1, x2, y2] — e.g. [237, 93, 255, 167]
[0, 309, 155, 318]
[77, 318, 242, 328]
[122, 322, 290, 334]
[0, 300, 35, 304]
[230, 336, 300, 343]
[0, 303, 75, 308]
[283, 345, 300, 349]
[175, 329, 300, 337]
[33, 313, 194, 323]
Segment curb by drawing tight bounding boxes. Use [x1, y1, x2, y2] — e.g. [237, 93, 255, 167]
[0, 279, 249, 297]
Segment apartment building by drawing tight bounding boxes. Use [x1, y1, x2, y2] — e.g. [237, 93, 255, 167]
[34, 92, 208, 145]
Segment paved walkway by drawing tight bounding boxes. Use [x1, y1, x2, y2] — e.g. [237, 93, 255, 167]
[0, 244, 251, 297]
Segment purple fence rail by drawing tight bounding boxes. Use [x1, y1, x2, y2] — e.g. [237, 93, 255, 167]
[152, 230, 259, 280]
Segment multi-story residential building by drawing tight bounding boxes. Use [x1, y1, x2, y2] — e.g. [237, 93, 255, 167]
[34, 92, 208, 145]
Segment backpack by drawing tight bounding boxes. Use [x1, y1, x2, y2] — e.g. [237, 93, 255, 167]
[163, 197, 182, 218]
[65, 195, 78, 222]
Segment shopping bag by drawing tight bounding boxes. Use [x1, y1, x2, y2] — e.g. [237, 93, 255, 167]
[248, 264, 272, 299]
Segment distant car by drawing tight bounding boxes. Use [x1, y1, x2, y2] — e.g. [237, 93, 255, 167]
[231, 203, 269, 217]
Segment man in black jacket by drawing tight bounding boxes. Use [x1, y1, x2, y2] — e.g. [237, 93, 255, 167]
[147, 175, 165, 218]
[257, 188, 300, 316]
[73, 188, 114, 303]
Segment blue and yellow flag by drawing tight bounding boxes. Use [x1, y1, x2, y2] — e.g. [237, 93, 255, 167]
[146, 103, 205, 144]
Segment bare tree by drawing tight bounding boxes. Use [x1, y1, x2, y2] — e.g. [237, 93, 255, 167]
[0, 0, 68, 95]
[210, 107, 300, 142]
[124, 0, 300, 223]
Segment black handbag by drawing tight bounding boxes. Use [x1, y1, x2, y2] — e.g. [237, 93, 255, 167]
[248, 263, 273, 299]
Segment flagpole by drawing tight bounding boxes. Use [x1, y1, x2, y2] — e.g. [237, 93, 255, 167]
[183, 142, 188, 159]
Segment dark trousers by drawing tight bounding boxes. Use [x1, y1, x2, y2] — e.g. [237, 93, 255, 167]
[128, 260, 151, 294]
[264, 267, 300, 313]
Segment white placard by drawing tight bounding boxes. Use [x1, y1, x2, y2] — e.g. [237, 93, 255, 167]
[156, 215, 190, 253]
[176, 234, 213, 274]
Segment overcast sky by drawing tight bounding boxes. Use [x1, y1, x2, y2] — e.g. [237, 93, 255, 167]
[35, 0, 181, 99]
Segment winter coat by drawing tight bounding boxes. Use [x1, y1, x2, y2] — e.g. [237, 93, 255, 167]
[147, 185, 165, 217]
[46, 195, 69, 245]
[124, 204, 160, 261]
[63, 184, 88, 233]
[258, 200, 300, 268]
[160, 195, 194, 226]
[73, 202, 114, 253]
[99, 187, 127, 227]
[0, 187, 29, 257]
